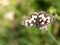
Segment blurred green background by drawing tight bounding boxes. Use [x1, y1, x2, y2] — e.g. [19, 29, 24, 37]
[0, 0, 60, 45]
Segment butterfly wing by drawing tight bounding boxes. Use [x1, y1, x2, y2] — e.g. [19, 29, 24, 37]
[21, 12, 39, 27]
[36, 11, 55, 30]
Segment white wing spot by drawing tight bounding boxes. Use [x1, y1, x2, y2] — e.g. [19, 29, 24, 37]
[41, 22, 45, 25]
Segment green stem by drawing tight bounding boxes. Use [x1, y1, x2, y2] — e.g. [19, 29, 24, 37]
[47, 30, 60, 45]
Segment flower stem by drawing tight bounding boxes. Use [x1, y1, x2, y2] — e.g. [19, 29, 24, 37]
[47, 30, 60, 45]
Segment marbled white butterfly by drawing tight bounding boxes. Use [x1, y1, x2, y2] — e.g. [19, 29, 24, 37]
[21, 11, 55, 31]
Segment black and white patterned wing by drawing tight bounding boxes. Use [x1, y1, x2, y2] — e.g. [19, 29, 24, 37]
[21, 12, 39, 27]
[36, 11, 55, 30]
[21, 11, 55, 31]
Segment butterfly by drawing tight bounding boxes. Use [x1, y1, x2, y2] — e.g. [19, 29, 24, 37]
[21, 11, 55, 31]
